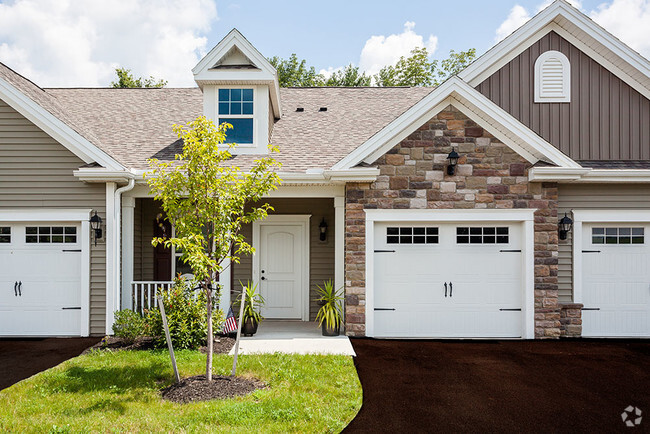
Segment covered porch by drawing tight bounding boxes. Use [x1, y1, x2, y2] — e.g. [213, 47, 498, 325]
[119, 184, 347, 330]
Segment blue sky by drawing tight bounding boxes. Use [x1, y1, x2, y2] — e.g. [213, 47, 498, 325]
[0, 0, 647, 87]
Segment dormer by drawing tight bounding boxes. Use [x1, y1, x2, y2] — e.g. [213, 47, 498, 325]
[192, 29, 282, 154]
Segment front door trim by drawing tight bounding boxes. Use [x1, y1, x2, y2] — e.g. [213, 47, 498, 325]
[252, 214, 311, 321]
[364, 208, 536, 339]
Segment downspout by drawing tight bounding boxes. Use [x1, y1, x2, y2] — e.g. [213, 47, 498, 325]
[113, 177, 135, 316]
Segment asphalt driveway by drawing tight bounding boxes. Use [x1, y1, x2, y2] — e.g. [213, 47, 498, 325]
[345, 339, 650, 433]
[0, 338, 100, 391]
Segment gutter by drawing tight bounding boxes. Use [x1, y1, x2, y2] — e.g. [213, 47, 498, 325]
[113, 178, 135, 315]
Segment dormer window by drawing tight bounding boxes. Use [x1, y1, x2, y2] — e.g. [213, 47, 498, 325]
[218, 88, 254, 144]
[534, 50, 571, 103]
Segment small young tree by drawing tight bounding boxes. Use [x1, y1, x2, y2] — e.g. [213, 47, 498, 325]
[147, 116, 281, 381]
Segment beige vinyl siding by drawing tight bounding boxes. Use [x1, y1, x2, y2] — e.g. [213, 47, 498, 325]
[558, 184, 650, 302]
[477, 31, 650, 160]
[0, 98, 107, 335]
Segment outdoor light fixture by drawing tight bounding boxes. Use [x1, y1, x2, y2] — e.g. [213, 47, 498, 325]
[319, 218, 328, 242]
[90, 211, 102, 246]
[446, 148, 460, 175]
[558, 213, 573, 240]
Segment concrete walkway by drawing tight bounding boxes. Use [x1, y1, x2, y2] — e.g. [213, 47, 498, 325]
[228, 321, 356, 356]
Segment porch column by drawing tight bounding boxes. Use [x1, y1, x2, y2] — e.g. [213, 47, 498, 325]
[121, 196, 135, 310]
[334, 196, 345, 306]
[219, 257, 231, 311]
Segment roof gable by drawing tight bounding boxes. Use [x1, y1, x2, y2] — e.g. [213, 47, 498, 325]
[192, 28, 281, 118]
[458, 0, 650, 101]
[0, 62, 124, 170]
[332, 77, 580, 170]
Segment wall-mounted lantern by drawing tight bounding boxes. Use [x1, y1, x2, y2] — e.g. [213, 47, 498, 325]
[446, 148, 460, 175]
[319, 218, 328, 242]
[90, 211, 102, 246]
[558, 213, 573, 240]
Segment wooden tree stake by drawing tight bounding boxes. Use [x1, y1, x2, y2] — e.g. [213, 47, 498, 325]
[231, 287, 246, 377]
[158, 295, 180, 383]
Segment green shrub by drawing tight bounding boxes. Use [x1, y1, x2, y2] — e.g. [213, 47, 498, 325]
[147, 277, 225, 350]
[112, 309, 148, 343]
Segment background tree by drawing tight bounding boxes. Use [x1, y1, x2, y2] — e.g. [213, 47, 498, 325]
[147, 117, 281, 381]
[111, 67, 168, 88]
[324, 64, 372, 87]
[268, 54, 324, 87]
[374, 47, 476, 87]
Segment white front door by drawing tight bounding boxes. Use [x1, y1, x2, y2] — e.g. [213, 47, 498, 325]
[0, 223, 82, 336]
[256, 217, 309, 319]
[373, 221, 523, 338]
[581, 223, 650, 337]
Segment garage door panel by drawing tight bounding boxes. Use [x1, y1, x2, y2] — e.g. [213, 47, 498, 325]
[373, 221, 523, 338]
[582, 223, 650, 337]
[0, 222, 83, 337]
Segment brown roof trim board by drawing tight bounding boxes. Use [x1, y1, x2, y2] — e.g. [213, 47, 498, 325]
[0, 62, 124, 170]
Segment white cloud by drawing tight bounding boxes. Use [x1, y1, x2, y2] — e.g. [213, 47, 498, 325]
[359, 21, 438, 77]
[590, 0, 650, 59]
[495, 0, 582, 42]
[0, 0, 217, 87]
[319, 66, 343, 79]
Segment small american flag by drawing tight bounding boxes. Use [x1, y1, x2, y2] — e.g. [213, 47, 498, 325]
[222, 306, 238, 333]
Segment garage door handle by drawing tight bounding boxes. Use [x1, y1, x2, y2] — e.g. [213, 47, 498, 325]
[17, 281, 21, 296]
[14, 281, 17, 297]
[444, 282, 447, 297]
[449, 282, 452, 297]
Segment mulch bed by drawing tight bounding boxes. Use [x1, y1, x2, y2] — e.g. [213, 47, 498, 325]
[161, 375, 265, 403]
[83, 336, 155, 354]
[84, 335, 236, 354]
[199, 335, 236, 354]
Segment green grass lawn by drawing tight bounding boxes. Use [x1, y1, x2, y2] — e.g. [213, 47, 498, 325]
[0, 349, 362, 433]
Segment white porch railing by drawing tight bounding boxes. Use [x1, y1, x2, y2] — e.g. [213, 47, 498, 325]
[131, 281, 174, 313]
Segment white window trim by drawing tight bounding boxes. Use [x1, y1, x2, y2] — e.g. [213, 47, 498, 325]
[252, 214, 311, 321]
[534, 50, 571, 103]
[217, 86, 255, 145]
[0, 209, 92, 337]
[571, 209, 650, 304]
[364, 208, 536, 339]
[203, 84, 269, 155]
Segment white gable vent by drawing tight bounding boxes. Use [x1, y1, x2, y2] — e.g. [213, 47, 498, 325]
[534, 50, 570, 103]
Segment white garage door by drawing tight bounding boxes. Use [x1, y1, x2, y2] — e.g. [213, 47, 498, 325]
[581, 223, 650, 337]
[0, 223, 82, 336]
[373, 222, 523, 338]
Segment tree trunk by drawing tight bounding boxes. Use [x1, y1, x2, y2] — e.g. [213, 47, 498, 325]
[205, 279, 213, 382]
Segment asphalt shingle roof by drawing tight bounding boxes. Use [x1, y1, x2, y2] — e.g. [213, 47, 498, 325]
[45, 86, 434, 171]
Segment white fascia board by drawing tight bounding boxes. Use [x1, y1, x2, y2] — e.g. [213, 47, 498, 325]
[529, 167, 650, 182]
[325, 168, 380, 183]
[0, 208, 92, 222]
[365, 208, 536, 222]
[572, 209, 650, 223]
[333, 77, 579, 170]
[459, 1, 650, 99]
[73, 168, 136, 183]
[0, 77, 124, 171]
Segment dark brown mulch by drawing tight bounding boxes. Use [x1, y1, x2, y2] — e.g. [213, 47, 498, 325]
[83, 336, 155, 354]
[0, 338, 101, 391]
[161, 375, 265, 403]
[199, 335, 236, 355]
[344, 339, 650, 433]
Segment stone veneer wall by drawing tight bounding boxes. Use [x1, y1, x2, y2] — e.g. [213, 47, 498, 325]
[345, 105, 560, 338]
